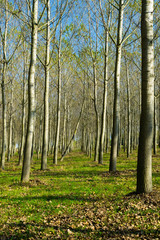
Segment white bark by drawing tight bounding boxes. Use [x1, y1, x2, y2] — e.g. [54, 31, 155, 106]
[7, 79, 13, 162]
[53, 23, 62, 165]
[99, 28, 109, 164]
[93, 61, 100, 162]
[41, 0, 50, 170]
[126, 60, 131, 158]
[19, 44, 27, 166]
[1, 0, 8, 169]
[137, 0, 154, 193]
[21, 0, 38, 182]
[62, 92, 67, 153]
[110, 0, 124, 172]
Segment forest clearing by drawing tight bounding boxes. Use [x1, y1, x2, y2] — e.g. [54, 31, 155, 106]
[0, 150, 160, 239]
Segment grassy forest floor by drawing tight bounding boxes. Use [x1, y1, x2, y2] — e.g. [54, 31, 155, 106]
[0, 149, 159, 240]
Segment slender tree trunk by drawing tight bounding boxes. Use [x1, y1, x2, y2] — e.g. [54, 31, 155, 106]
[109, 0, 124, 172]
[31, 132, 35, 162]
[1, 64, 7, 169]
[87, 132, 91, 157]
[93, 62, 100, 162]
[53, 23, 62, 165]
[106, 113, 110, 153]
[126, 61, 131, 158]
[7, 80, 13, 162]
[123, 113, 126, 152]
[89, 132, 92, 158]
[99, 28, 108, 164]
[11, 122, 14, 157]
[19, 45, 27, 165]
[134, 111, 137, 149]
[60, 101, 84, 161]
[117, 116, 121, 157]
[41, 0, 50, 170]
[66, 104, 70, 153]
[1, 0, 8, 170]
[62, 93, 67, 154]
[81, 77, 86, 152]
[21, 0, 38, 182]
[137, 0, 154, 193]
[37, 112, 43, 159]
[48, 112, 52, 154]
[81, 121, 86, 152]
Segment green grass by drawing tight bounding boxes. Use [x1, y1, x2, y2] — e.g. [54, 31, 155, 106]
[0, 149, 159, 239]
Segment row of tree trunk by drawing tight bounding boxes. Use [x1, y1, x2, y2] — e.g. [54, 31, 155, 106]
[0, 0, 156, 194]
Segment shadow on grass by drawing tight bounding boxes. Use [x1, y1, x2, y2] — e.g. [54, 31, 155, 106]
[1, 221, 159, 240]
[32, 169, 137, 180]
[0, 193, 100, 202]
[69, 227, 160, 239]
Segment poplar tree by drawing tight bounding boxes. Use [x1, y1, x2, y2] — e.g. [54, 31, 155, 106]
[109, 0, 124, 172]
[137, 0, 154, 193]
[21, 0, 38, 182]
[0, 0, 8, 169]
[41, 0, 50, 170]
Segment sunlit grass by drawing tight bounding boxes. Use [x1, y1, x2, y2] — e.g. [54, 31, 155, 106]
[0, 148, 159, 239]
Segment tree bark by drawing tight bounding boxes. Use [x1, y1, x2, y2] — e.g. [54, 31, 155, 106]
[62, 93, 67, 154]
[21, 0, 38, 182]
[99, 28, 108, 164]
[109, 0, 124, 172]
[137, 0, 154, 193]
[126, 60, 131, 158]
[19, 44, 27, 166]
[1, 0, 8, 170]
[106, 113, 110, 153]
[53, 23, 62, 164]
[7, 79, 13, 162]
[53, 23, 62, 165]
[93, 62, 100, 162]
[41, 0, 50, 170]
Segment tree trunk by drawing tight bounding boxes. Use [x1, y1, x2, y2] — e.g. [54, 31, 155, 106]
[1, 0, 8, 170]
[109, 0, 124, 172]
[81, 77, 86, 152]
[62, 93, 67, 154]
[126, 60, 131, 158]
[7, 79, 13, 162]
[41, 0, 50, 170]
[21, 0, 38, 182]
[99, 28, 108, 164]
[60, 101, 84, 161]
[93, 62, 100, 162]
[81, 121, 86, 152]
[137, 0, 154, 193]
[106, 113, 110, 153]
[19, 44, 27, 166]
[37, 112, 43, 160]
[53, 23, 62, 165]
